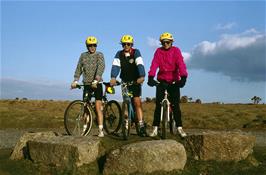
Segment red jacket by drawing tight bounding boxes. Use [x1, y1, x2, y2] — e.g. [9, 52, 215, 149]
[148, 46, 188, 83]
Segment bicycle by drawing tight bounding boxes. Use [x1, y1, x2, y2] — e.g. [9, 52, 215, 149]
[64, 82, 122, 136]
[152, 81, 177, 139]
[120, 81, 144, 140]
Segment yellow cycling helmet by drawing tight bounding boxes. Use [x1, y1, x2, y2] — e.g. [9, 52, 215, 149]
[86, 36, 98, 45]
[120, 35, 134, 44]
[159, 32, 174, 41]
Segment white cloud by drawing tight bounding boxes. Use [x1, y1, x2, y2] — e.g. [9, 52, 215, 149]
[147, 37, 160, 48]
[187, 29, 266, 82]
[182, 52, 191, 62]
[215, 22, 237, 30]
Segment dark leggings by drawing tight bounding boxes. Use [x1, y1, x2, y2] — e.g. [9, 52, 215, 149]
[152, 82, 182, 127]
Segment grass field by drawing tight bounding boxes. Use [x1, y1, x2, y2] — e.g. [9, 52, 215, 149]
[0, 99, 265, 130]
[0, 99, 266, 174]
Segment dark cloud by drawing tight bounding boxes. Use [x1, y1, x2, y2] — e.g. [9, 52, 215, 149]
[187, 30, 266, 82]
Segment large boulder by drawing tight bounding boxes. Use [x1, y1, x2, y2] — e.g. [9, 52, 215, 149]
[27, 136, 103, 168]
[10, 131, 58, 160]
[185, 131, 256, 161]
[104, 140, 186, 175]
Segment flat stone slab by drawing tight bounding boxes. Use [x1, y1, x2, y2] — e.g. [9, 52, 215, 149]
[10, 131, 58, 160]
[27, 136, 102, 168]
[184, 131, 256, 161]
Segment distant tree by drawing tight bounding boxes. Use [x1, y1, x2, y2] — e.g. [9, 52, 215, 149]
[251, 96, 262, 104]
[22, 98, 28, 101]
[15, 97, 19, 100]
[195, 99, 202, 104]
[180, 96, 188, 103]
[146, 97, 152, 103]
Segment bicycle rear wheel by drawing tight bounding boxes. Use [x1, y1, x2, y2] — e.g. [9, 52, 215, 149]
[161, 101, 168, 139]
[121, 103, 131, 140]
[64, 100, 93, 136]
[103, 100, 122, 134]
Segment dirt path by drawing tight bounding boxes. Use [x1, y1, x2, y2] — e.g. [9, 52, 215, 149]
[0, 128, 265, 149]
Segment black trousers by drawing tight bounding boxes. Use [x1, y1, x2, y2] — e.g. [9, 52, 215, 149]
[152, 82, 182, 127]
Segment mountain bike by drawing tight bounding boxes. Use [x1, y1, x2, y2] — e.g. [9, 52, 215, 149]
[153, 82, 177, 139]
[64, 82, 122, 136]
[120, 81, 142, 140]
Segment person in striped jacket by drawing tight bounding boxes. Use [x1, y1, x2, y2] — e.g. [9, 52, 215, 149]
[110, 35, 147, 137]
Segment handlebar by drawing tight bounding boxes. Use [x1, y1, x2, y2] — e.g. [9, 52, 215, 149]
[151, 81, 176, 88]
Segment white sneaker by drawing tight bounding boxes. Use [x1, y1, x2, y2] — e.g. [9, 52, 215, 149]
[149, 126, 158, 137]
[98, 130, 104, 137]
[177, 127, 187, 138]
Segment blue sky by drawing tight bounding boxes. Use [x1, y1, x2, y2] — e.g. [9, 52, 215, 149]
[1, 1, 266, 103]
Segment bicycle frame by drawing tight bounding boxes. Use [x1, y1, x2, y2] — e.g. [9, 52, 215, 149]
[157, 82, 176, 139]
[120, 81, 137, 140]
[121, 82, 135, 123]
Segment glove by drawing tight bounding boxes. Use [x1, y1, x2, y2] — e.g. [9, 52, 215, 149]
[147, 76, 158, 87]
[71, 81, 78, 89]
[178, 76, 187, 88]
[136, 77, 145, 84]
[91, 80, 98, 89]
[110, 78, 117, 86]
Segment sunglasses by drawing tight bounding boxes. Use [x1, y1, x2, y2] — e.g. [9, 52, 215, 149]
[161, 41, 171, 45]
[122, 43, 132, 47]
[87, 44, 97, 48]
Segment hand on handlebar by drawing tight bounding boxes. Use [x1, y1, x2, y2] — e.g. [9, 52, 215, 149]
[71, 81, 78, 89]
[177, 76, 187, 88]
[110, 78, 117, 86]
[147, 76, 158, 87]
[136, 77, 145, 84]
[91, 80, 98, 89]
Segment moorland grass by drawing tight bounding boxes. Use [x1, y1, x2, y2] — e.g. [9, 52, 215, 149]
[1, 99, 265, 130]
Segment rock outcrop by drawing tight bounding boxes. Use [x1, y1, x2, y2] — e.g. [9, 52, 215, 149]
[10, 131, 58, 160]
[185, 131, 256, 161]
[104, 140, 187, 175]
[27, 136, 103, 168]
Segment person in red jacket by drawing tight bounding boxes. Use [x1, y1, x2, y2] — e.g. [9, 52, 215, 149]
[147, 32, 188, 138]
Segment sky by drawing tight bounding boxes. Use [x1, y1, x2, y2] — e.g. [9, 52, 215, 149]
[1, 0, 266, 103]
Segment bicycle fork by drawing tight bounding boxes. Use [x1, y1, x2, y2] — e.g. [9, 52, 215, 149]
[160, 100, 170, 122]
[160, 90, 170, 122]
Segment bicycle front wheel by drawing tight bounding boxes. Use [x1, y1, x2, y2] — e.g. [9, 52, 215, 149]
[169, 112, 177, 135]
[121, 103, 131, 140]
[64, 100, 93, 136]
[103, 100, 122, 134]
[161, 101, 168, 139]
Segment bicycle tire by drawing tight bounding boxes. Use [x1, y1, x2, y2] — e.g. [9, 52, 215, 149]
[122, 103, 131, 140]
[161, 101, 168, 139]
[103, 100, 122, 134]
[64, 100, 93, 136]
[169, 112, 177, 135]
